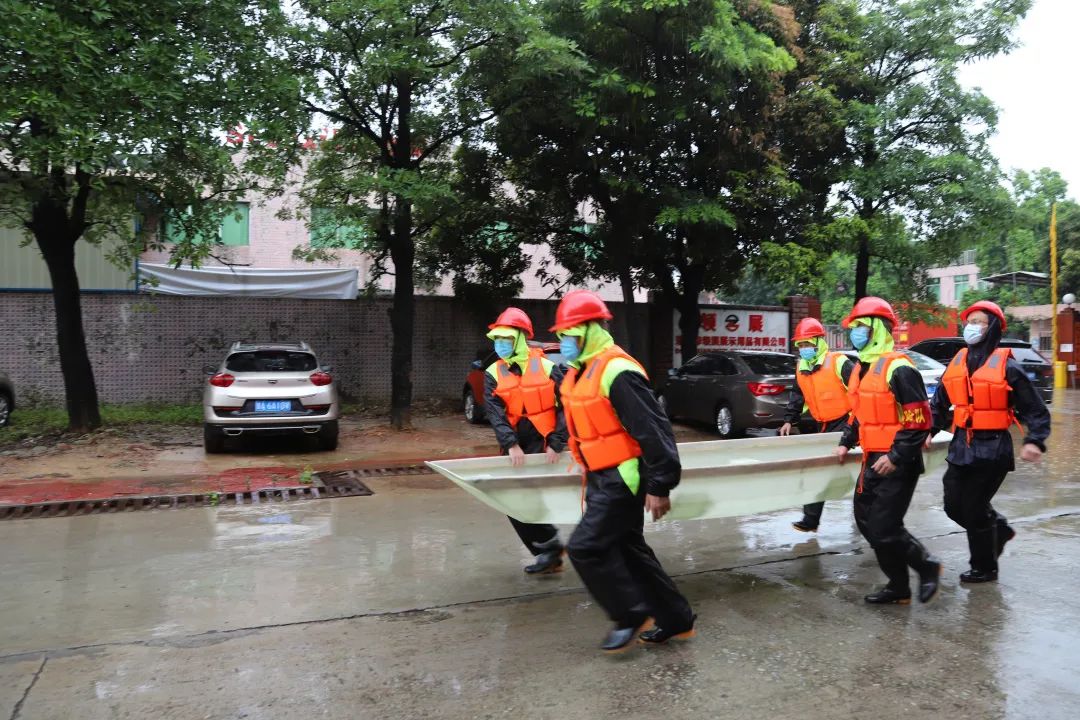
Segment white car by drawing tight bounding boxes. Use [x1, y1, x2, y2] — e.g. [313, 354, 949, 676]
[841, 349, 946, 398]
[202, 342, 339, 453]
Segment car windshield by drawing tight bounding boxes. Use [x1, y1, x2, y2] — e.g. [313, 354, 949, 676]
[226, 351, 318, 373]
[740, 353, 794, 376]
[1007, 347, 1048, 364]
[903, 351, 944, 372]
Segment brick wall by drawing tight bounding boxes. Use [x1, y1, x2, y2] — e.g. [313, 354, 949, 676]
[0, 292, 649, 406]
[785, 295, 822, 349]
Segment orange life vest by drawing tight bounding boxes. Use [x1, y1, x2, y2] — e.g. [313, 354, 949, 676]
[940, 348, 1015, 432]
[848, 352, 906, 453]
[560, 346, 644, 471]
[493, 349, 558, 438]
[796, 352, 851, 423]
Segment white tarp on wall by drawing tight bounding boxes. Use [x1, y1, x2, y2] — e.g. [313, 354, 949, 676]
[138, 263, 358, 300]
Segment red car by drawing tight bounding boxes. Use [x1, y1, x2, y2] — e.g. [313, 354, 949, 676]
[463, 341, 563, 424]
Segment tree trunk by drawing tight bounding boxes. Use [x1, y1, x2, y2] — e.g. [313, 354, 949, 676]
[854, 229, 870, 301]
[388, 75, 415, 429]
[676, 293, 701, 362]
[36, 230, 102, 432]
[388, 214, 414, 430]
[616, 262, 643, 361]
[674, 265, 705, 362]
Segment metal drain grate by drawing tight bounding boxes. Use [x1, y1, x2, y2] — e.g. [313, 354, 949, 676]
[0, 476, 375, 521]
[322, 464, 433, 479]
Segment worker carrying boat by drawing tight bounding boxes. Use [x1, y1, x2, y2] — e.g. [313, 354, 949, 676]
[930, 300, 1050, 584]
[553, 289, 695, 653]
[483, 307, 567, 575]
[838, 296, 942, 605]
[779, 317, 855, 532]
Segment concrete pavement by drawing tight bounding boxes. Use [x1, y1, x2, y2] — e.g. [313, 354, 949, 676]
[1, 396, 1079, 719]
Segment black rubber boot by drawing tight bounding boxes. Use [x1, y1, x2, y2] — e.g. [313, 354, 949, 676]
[524, 536, 565, 575]
[639, 614, 697, 645]
[996, 522, 1016, 557]
[905, 542, 942, 604]
[960, 569, 998, 583]
[874, 547, 910, 594]
[917, 559, 943, 603]
[601, 617, 652, 654]
[864, 586, 912, 605]
[792, 518, 819, 533]
[964, 527, 998, 582]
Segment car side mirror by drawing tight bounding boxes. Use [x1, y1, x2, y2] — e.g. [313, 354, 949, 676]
[471, 360, 484, 370]
[202, 365, 217, 375]
[320, 364, 334, 373]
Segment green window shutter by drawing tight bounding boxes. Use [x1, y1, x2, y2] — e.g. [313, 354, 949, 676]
[220, 202, 249, 246]
[309, 207, 367, 249]
[309, 207, 334, 248]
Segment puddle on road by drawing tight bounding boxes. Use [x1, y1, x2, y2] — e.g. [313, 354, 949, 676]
[212, 505, 333, 549]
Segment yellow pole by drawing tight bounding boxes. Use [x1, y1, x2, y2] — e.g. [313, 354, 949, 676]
[1051, 203, 1068, 388]
[1052, 202, 1058, 361]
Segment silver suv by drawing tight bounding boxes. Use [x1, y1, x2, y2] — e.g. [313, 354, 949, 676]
[202, 342, 340, 453]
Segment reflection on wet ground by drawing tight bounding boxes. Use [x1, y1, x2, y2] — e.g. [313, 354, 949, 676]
[0, 394, 1078, 718]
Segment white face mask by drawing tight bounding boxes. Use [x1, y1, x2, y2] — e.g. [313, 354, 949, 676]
[963, 323, 986, 345]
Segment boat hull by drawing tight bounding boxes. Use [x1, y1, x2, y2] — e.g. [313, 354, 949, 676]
[426, 432, 953, 524]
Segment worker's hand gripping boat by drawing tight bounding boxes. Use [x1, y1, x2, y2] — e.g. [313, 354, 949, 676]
[426, 432, 953, 524]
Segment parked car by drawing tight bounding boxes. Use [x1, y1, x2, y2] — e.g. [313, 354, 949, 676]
[839, 349, 946, 400]
[658, 351, 804, 439]
[463, 341, 563, 424]
[907, 337, 1054, 404]
[202, 342, 339, 453]
[0, 372, 13, 427]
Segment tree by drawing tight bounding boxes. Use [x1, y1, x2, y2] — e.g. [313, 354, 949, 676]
[830, 0, 1029, 299]
[284, 0, 532, 428]
[492, 0, 797, 360]
[974, 169, 1079, 303]
[0, 0, 294, 430]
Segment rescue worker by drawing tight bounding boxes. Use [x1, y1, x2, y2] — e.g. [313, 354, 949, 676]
[780, 317, 855, 532]
[484, 307, 568, 575]
[837, 297, 941, 605]
[930, 300, 1050, 583]
[552, 290, 695, 653]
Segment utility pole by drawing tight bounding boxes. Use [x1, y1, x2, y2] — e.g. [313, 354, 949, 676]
[1051, 202, 1062, 386]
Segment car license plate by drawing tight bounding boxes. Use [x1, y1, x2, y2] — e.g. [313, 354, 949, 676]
[926, 385, 936, 397]
[254, 400, 292, 413]
[1026, 371, 1037, 381]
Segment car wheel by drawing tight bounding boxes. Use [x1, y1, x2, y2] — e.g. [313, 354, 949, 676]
[0, 393, 11, 427]
[318, 420, 339, 451]
[714, 403, 739, 439]
[463, 390, 485, 424]
[203, 424, 225, 454]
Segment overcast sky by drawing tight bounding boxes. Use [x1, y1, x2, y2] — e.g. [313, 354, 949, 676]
[958, 0, 1079, 200]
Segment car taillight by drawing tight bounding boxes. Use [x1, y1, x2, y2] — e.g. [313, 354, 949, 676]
[209, 373, 235, 388]
[309, 372, 333, 386]
[747, 382, 786, 396]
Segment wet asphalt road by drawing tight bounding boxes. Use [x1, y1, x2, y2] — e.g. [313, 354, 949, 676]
[1, 394, 1078, 719]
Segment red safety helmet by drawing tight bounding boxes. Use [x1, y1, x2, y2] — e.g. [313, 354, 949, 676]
[489, 307, 534, 339]
[841, 296, 898, 328]
[961, 300, 1007, 332]
[550, 290, 613, 333]
[793, 317, 826, 342]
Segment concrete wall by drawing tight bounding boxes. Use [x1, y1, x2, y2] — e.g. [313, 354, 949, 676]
[926, 263, 980, 307]
[0, 292, 648, 407]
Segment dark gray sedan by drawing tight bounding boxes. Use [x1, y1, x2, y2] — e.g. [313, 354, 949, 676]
[658, 351, 800, 439]
[0, 372, 13, 427]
